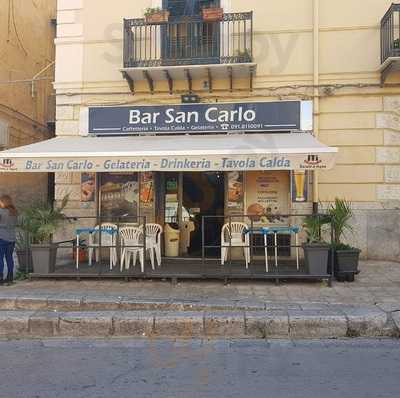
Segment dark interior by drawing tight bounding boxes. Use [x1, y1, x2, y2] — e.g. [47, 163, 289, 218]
[183, 171, 225, 257]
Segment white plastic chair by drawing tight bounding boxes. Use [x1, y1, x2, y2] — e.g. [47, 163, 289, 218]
[88, 223, 117, 270]
[119, 227, 145, 273]
[139, 223, 163, 267]
[221, 222, 250, 268]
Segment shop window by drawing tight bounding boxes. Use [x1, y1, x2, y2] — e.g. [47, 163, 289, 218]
[100, 173, 139, 222]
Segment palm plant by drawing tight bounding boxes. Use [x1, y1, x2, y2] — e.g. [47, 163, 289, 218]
[327, 198, 354, 249]
[19, 195, 69, 245]
[144, 7, 162, 17]
[303, 215, 329, 244]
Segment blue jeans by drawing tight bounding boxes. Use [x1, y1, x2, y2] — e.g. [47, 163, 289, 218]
[0, 239, 15, 280]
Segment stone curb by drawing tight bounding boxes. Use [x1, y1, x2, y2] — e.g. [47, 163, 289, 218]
[0, 295, 267, 312]
[0, 308, 397, 339]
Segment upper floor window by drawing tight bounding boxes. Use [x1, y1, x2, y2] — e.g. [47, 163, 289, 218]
[163, 0, 220, 18]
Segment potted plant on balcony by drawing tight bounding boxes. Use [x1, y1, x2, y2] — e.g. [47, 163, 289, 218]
[19, 195, 69, 274]
[144, 7, 170, 24]
[394, 38, 400, 49]
[235, 48, 252, 62]
[303, 214, 330, 275]
[202, 4, 224, 22]
[328, 198, 361, 282]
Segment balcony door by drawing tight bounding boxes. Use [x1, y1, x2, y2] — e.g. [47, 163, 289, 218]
[162, 0, 221, 65]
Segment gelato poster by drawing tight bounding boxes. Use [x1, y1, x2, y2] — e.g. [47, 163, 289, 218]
[81, 173, 96, 202]
[291, 170, 308, 202]
[227, 171, 244, 210]
[140, 172, 155, 223]
[246, 171, 289, 225]
[140, 172, 154, 208]
[100, 173, 138, 220]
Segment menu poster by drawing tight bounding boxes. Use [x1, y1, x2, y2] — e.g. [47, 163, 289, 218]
[227, 171, 244, 209]
[164, 173, 179, 223]
[165, 174, 179, 202]
[245, 171, 289, 225]
[291, 170, 308, 202]
[81, 173, 96, 202]
[100, 173, 138, 220]
[140, 172, 155, 223]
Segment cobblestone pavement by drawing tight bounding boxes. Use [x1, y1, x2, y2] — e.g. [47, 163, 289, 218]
[4, 261, 400, 310]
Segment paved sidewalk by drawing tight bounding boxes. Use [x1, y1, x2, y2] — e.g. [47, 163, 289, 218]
[4, 261, 400, 308]
[0, 261, 399, 339]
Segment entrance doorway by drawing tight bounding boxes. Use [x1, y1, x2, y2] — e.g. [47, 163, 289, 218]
[182, 172, 225, 257]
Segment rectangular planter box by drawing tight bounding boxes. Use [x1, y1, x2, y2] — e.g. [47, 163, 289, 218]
[145, 10, 170, 24]
[303, 244, 329, 275]
[31, 244, 58, 274]
[335, 249, 361, 274]
[202, 8, 224, 22]
[16, 249, 33, 273]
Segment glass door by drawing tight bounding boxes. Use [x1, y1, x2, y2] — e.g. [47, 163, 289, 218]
[162, 0, 221, 64]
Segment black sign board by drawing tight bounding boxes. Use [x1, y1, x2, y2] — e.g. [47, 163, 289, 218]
[88, 101, 301, 135]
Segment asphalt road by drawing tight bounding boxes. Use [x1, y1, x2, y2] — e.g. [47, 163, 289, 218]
[0, 339, 399, 398]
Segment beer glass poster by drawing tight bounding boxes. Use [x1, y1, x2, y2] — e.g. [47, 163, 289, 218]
[291, 171, 308, 202]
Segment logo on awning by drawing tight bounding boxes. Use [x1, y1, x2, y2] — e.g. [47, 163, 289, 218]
[0, 159, 16, 171]
[304, 155, 322, 166]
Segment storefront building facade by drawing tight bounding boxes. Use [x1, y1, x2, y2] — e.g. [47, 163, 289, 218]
[2, 0, 400, 261]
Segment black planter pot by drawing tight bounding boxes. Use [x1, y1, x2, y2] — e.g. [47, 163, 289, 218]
[303, 244, 330, 275]
[334, 248, 361, 282]
[16, 249, 33, 273]
[31, 244, 58, 274]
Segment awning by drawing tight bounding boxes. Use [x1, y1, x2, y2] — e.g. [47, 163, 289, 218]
[0, 133, 337, 173]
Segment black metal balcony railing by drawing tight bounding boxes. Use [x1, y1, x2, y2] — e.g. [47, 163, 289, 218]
[123, 12, 253, 68]
[381, 3, 400, 64]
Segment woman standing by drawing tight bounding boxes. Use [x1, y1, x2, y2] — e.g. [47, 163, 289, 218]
[0, 195, 18, 285]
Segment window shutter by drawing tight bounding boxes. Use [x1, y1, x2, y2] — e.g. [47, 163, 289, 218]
[165, 0, 187, 16]
[164, 0, 219, 17]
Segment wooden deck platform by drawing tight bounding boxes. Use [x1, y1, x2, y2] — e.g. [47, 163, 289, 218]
[30, 257, 332, 283]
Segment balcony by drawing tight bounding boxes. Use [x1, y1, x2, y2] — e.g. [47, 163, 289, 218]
[121, 12, 256, 94]
[380, 3, 400, 84]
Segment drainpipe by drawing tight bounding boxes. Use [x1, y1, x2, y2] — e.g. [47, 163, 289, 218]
[312, 0, 319, 214]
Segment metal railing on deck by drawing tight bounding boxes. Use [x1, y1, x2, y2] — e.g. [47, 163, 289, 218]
[16, 213, 334, 284]
[16, 216, 147, 276]
[123, 12, 253, 68]
[201, 213, 334, 284]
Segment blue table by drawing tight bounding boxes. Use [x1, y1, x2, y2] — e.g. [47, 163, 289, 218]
[75, 227, 117, 269]
[245, 226, 301, 272]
